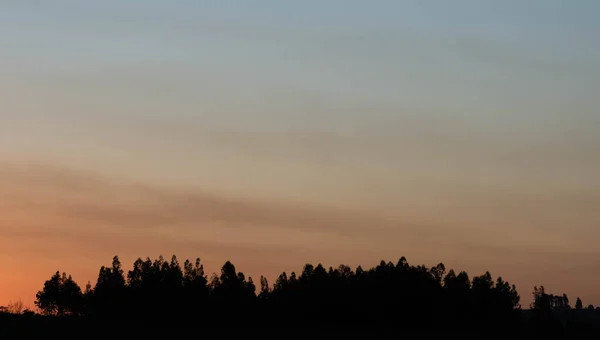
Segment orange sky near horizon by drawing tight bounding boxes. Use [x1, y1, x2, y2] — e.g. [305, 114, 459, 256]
[1, 162, 599, 309]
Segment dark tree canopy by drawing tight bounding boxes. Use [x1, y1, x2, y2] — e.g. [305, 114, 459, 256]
[35, 271, 83, 316]
[17, 254, 600, 334]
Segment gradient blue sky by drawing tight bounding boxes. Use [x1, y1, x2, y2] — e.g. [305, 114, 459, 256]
[0, 1, 599, 307]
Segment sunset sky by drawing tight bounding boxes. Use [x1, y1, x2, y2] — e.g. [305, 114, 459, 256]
[1, 0, 599, 308]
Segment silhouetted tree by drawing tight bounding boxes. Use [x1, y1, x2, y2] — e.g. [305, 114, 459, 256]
[431, 263, 446, 285]
[530, 285, 567, 334]
[35, 271, 61, 316]
[532, 286, 551, 311]
[182, 257, 209, 313]
[35, 271, 83, 316]
[210, 261, 255, 308]
[258, 276, 270, 300]
[91, 256, 126, 318]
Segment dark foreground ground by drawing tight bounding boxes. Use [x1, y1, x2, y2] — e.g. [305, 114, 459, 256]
[2, 309, 600, 335]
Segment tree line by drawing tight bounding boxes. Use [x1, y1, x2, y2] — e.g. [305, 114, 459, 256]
[9, 254, 597, 333]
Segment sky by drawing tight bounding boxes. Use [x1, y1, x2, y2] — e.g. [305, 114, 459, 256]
[0, 0, 599, 308]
